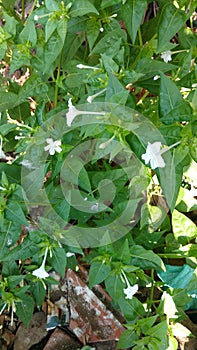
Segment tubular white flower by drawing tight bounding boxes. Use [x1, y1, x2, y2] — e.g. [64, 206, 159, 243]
[32, 248, 49, 279]
[153, 75, 160, 81]
[44, 138, 62, 155]
[122, 270, 138, 300]
[142, 142, 165, 169]
[124, 284, 138, 299]
[76, 64, 100, 70]
[161, 51, 172, 63]
[66, 98, 106, 127]
[141, 141, 180, 170]
[87, 88, 107, 103]
[99, 135, 115, 149]
[66, 252, 75, 257]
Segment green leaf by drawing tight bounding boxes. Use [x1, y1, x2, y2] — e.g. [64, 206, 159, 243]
[138, 315, 158, 334]
[118, 296, 145, 322]
[122, 0, 147, 43]
[45, 0, 59, 11]
[5, 201, 28, 226]
[117, 329, 137, 349]
[30, 281, 46, 307]
[45, 18, 57, 42]
[16, 294, 34, 328]
[105, 273, 125, 302]
[90, 28, 126, 57]
[19, 20, 37, 46]
[86, 18, 101, 51]
[3, 236, 38, 261]
[146, 320, 168, 341]
[57, 18, 67, 45]
[101, 0, 121, 8]
[7, 275, 24, 289]
[159, 73, 183, 118]
[172, 209, 197, 244]
[130, 245, 165, 270]
[0, 41, 7, 61]
[70, 0, 99, 17]
[157, 3, 187, 52]
[43, 33, 63, 74]
[3, 12, 18, 36]
[89, 261, 111, 288]
[8, 102, 31, 121]
[106, 73, 129, 104]
[0, 92, 18, 112]
[160, 101, 192, 124]
[49, 247, 67, 277]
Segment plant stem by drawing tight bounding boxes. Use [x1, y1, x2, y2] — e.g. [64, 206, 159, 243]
[22, 0, 25, 21]
[148, 269, 155, 315]
[54, 52, 62, 107]
[138, 27, 143, 47]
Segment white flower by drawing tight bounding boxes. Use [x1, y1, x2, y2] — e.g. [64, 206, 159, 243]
[66, 252, 75, 257]
[121, 270, 138, 300]
[142, 142, 165, 169]
[44, 138, 62, 155]
[32, 248, 49, 279]
[76, 64, 100, 70]
[0, 137, 6, 159]
[87, 88, 107, 103]
[34, 14, 39, 21]
[100, 27, 104, 32]
[66, 98, 106, 127]
[124, 284, 138, 299]
[153, 75, 160, 81]
[90, 202, 99, 211]
[161, 51, 172, 63]
[66, 98, 82, 126]
[99, 135, 115, 149]
[141, 141, 180, 170]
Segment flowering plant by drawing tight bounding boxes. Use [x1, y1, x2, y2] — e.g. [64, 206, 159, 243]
[0, 1, 196, 349]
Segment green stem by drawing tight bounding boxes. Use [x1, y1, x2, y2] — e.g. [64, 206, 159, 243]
[148, 269, 155, 315]
[158, 253, 183, 259]
[138, 27, 143, 47]
[54, 52, 63, 107]
[21, 0, 25, 21]
[28, 0, 38, 18]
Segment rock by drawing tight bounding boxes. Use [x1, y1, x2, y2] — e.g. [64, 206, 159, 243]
[66, 269, 125, 344]
[14, 312, 47, 350]
[43, 328, 81, 350]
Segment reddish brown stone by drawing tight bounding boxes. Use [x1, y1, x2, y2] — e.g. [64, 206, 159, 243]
[43, 328, 81, 350]
[66, 269, 125, 344]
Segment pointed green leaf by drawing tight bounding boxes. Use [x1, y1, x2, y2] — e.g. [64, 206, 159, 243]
[5, 201, 28, 226]
[49, 247, 67, 277]
[157, 3, 187, 52]
[70, 0, 99, 17]
[89, 261, 111, 288]
[19, 20, 37, 46]
[16, 294, 34, 328]
[86, 19, 100, 51]
[118, 297, 145, 322]
[122, 0, 147, 43]
[159, 73, 183, 118]
[101, 0, 122, 8]
[130, 245, 165, 270]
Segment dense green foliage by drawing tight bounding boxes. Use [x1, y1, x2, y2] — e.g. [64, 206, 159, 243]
[0, 0, 197, 348]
